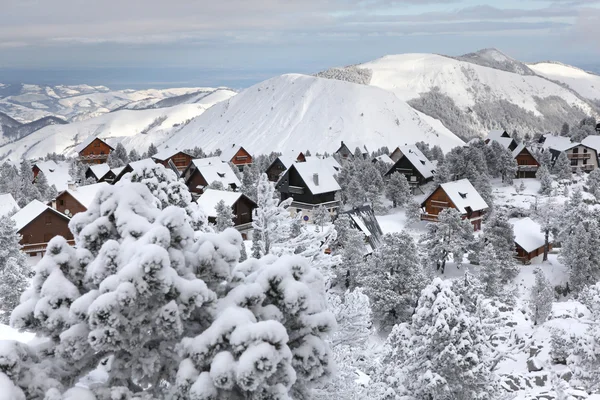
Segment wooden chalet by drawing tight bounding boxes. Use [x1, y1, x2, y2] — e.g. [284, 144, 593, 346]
[220, 145, 253, 171]
[485, 130, 518, 151]
[181, 158, 241, 195]
[276, 158, 341, 220]
[372, 154, 394, 165]
[510, 217, 552, 264]
[266, 151, 307, 182]
[385, 145, 436, 190]
[85, 164, 111, 182]
[51, 183, 109, 217]
[32, 160, 72, 191]
[421, 179, 488, 231]
[98, 167, 124, 184]
[540, 135, 598, 173]
[75, 136, 114, 165]
[196, 189, 257, 238]
[389, 147, 404, 163]
[152, 149, 194, 172]
[512, 144, 540, 178]
[11, 200, 73, 257]
[335, 141, 368, 160]
[339, 205, 384, 255]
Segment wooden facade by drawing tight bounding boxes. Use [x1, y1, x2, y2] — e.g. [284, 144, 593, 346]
[266, 152, 307, 182]
[184, 168, 209, 194]
[18, 209, 73, 255]
[206, 196, 256, 227]
[385, 156, 432, 186]
[389, 147, 403, 162]
[78, 138, 114, 164]
[516, 243, 553, 264]
[152, 151, 194, 171]
[515, 146, 540, 178]
[421, 186, 485, 231]
[223, 147, 253, 169]
[53, 191, 87, 217]
[277, 166, 337, 206]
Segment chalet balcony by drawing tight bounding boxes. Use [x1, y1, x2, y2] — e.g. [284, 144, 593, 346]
[291, 200, 341, 210]
[235, 222, 253, 232]
[568, 153, 591, 160]
[288, 186, 305, 195]
[420, 213, 439, 222]
[22, 239, 76, 254]
[517, 165, 538, 172]
[78, 154, 109, 163]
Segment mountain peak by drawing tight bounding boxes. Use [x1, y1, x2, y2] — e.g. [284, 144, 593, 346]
[456, 48, 536, 76]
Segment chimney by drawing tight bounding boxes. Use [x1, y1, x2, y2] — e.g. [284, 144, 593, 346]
[341, 141, 344, 146]
[67, 181, 76, 190]
[313, 173, 319, 186]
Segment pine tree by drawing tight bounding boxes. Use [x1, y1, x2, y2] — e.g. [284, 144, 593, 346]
[433, 161, 453, 185]
[376, 279, 499, 400]
[541, 150, 553, 169]
[386, 172, 411, 208]
[340, 229, 366, 289]
[358, 232, 426, 327]
[128, 149, 140, 162]
[537, 164, 553, 195]
[421, 208, 474, 273]
[215, 200, 235, 232]
[313, 205, 331, 232]
[480, 243, 502, 298]
[561, 219, 600, 293]
[146, 143, 158, 157]
[561, 123, 570, 137]
[529, 268, 554, 325]
[251, 228, 262, 259]
[484, 210, 519, 282]
[498, 147, 518, 184]
[586, 168, 600, 199]
[0, 218, 31, 324]
[431, 145, 444, 162]
[106, 151, 125, 168]
[18, 159, 41, 207]
[33, 171, 53, 201]
[554, 151, 572, 181]
[570, 288, 600, 393]
[405, 198, 422, 226]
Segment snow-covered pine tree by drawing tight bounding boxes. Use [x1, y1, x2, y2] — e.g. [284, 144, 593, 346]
[541, 150, 553, 169]
[375, 278, 499, 400]
[146, 143, 158, 157]
[537, 164, 553, 195]
[530, 197, 560, 262]
[241, 164, 259, 201]
[529, 268, 554, 325]
[483, 210, 519, 282]
[498, 147, 518, 184]
[339, 228, 366, 289]
[332, 213, 353, 252]
[570, 294, 600, 393]
[405, 198, 422, 226]
[420, 208, 474, 273]
[251, 228, 262, 259]
[128, 149, 140, 162]
[479, 243, 502, 298]
[473, 172, 494, 213]
[561, 219, 600, 293]
[215, 199, 235, 232]
[433, 160, 453, 185]
[386, 172, 410, 208]
[18, 159, 41, 207]
[554, 151, 572, 181]
[313, 205, 331, 232]
[0, 217, 31, 324]
[431, 145, 444, 163]
[106, 151, 125, 168]
[560, 123, 570, 137]
[359, 232, 426, 327]
[586, 168, 600, 200]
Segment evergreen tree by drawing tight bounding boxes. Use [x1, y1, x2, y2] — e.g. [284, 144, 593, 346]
[33, 171, 55, 202]
[313, 205, 331, 232]
[405, 198, 422, 226]
[561, 219, 600, 293]
[586, 168, 600, 199]
[421, 208, 474, 273]
[358, 232, 426, 328]
[498, 147, 519, 184]
[560, 122, 570, 137]
[570, 286, 600, 393]
[554, 151, 572, 180]
[431, 145, 444, 162]
[113, 143, 129, 165]
[483, 210, 519, 282]
[241, 164, 259, 201]
[479, 243, 502, 298]
[536, 164, 553, 195]
[251, 229, 262, 259]
[18, 159, 41, 207]
[128, 149, 140, 162]
[529, 268, 554, 325]
[106, 151, 125, 168]
[433, 160, 453, 185]
[386, 172, 411, 208]
[376, 279, 499, 400]
[541, 149, 553, 169]
[215, 200, 235, 232]
[531, 197, 560, 262]
[473, 172, 494, 212]
[146, 143, 158, 157]
[340, 229, 366, 289]
[0, 217, 31, 324]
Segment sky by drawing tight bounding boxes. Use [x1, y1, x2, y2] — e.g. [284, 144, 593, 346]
[1, 0, 600, 89]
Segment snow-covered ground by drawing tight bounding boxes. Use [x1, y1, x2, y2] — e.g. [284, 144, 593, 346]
[529, 62, 600, 102]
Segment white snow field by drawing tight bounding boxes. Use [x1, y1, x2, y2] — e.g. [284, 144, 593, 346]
[162, 74, 465, 155]
[529, 62, 600, 102]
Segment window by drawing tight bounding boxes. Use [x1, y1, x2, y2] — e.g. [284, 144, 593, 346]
[571, 159, 578, 166]
[59, 199, 64, 206]
[30, 252, 37, 257]
[94, 141, 100, 147]
[584, 158, 588, 165]
[584, 148, 588, 153]
[45, 215, 52, 225]
[573, 148, 579, 154]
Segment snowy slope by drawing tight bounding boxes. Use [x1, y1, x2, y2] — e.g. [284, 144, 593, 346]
[0, 103, 216, 161]
[357, 53, 598, 137]
[529, 62, 600, 102]
[162, 74, 464, 155]
[120, 88, 236, 110]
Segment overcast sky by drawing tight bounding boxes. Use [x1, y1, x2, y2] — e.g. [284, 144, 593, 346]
[2, 0, 599, 88]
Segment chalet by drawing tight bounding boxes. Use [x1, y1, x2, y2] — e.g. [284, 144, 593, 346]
[335, 141, 368, 160]
[152, 148, 194, 172]
[85, 164, 111, 182]
[0, 193, 19, 217]
[195, 189, 257, 238]
[512, 144, 540, 178]
[98, 167, 124, 184]
[540, 135, 598, 172]
[32, 160, 72, 191]
[339, 205, 384, 254]
[596, 123, 600, 133]
[220, 145, 253, 171]
[51, 182, 110, 217]
[385, 145, 436, 190]
[75, 136, 114, 164]
[182, 159, 241, 195]
[276, 158, 341, 220]
[510, 217, 551, 264]
[113, 159, 159, 184]
[266, 152, 307, 182]
[389, 147, 404, 163]
[11, 200, 73, 257]
[372, 154, 394, 165]
[421, 179, 488, 231]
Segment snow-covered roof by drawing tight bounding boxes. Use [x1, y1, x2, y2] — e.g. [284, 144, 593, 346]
[511, 143, 526, 158]
[293, 158, 341, 195]
[59, 182, 110, 209]
[34, 160, 72, 192]
[219, 144, 249, 163]
[510, 217, 546, 253]
[110, 167, 125, 176]
[74, 136, 113, 153]
[337, 141, 368, 155]
[152, 148, 192, 161]
[193, 161, 241, 188]
[87, 164, 110, 179]
[192, 157, 224, 168]
[373, 154, 394, 164]
[128, 158, 159, 173]
[439, 179, 488, 214]
[541, 135, 578, 152]
[340, 205, 383, 251]
[490, 137, 515, 150]
[0, 194, 19, 218]
[11, 200, 68, 231]
[581, 135, 600, 154]
[195, 189, 250, 218]
[397, 145, 436, 179]
[486, 129, 509, 141]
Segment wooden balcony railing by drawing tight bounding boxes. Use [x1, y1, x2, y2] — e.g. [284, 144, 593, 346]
[420, 213, 439, 222]
[568, 153, 591, 159]
[21, 239, 76, 254]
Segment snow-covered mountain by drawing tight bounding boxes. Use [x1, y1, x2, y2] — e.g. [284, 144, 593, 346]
[528, 61, 600, 103]
[161, 74, 465, 155]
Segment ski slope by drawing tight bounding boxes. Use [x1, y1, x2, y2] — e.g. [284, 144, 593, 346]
[529, 62, 600, 102]
[162, 74, 464, 155]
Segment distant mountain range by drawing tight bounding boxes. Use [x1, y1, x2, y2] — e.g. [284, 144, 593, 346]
[1, 48, 599, 161]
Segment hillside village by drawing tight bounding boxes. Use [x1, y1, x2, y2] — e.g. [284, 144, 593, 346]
[1, 111, 600, 398]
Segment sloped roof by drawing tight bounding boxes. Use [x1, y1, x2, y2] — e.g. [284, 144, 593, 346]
[340, 205, 384, 251]
[337, 141, 369, 155]
[220, 144, 250, 162]
[396, 145, 436, 179]
[486, 130, 509, 141]
[74, 136, 113, 153]
[192, 157, 225, 168]
[59, 182, 110, 210]
[490, 137, 516, 150]
[87, 164, 110, 179]
[0, 194, 19, 218]
[511, 143, 538, 162]
[373, 154, 394, 164]
[196, 189, 255, 218]
[540, 135, 578, 152]
[581, 135, 600, 154]
[292, 158, 341, 195]
[152, 148, 193, 161]
[34, 160, 72, 192]
[438, 179, 488, 214]
[12, 200, 69, 232]
[193, 162, 241, 188]
[510, 217, 546, 253]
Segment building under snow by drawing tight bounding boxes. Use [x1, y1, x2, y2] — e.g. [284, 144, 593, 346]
[195, 189, 257, 238]
[385, 145, 436, 191]
[51, 182, 110, 217]
[510, 217, 552, 264]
